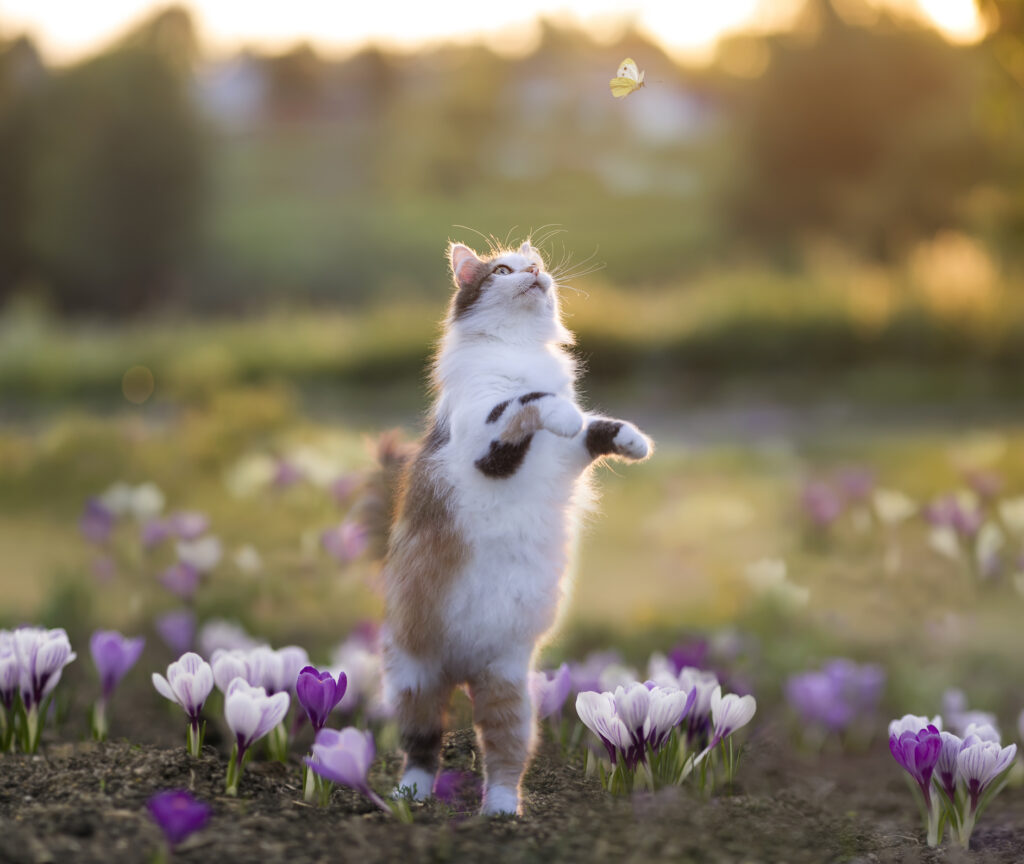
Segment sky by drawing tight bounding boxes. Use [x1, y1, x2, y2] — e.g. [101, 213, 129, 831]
[0, 0, 986, 64]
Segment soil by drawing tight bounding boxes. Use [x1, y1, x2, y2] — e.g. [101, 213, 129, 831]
[2, 714, 1023, 864]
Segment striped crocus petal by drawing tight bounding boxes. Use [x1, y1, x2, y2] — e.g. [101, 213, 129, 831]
[957, 740, 1017, 809]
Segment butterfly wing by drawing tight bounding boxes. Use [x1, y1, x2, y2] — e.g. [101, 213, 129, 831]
[609, 77, 639, 99]
[616, 58, 640, 82]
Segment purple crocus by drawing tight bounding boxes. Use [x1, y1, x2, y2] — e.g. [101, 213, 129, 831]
[80, 498, 115, 545]
[156, 610, 196, 656]
[432, 769, 482, 812]
[321, 520, 369, 563]
[305, 727, 390, 813]
[169, 511, 210, 541]
[529, 663, 572, 720]
[296, 666, 347, 732]
[141, 518, 173, 549]
[935, 731, 964, 804]
[889, 720, 942, 844]
[160, 563, 202, 599]
[802, 481, 843, 527]
[90, 630, 145, 740]
[147, 790, 211, 850]
[836, 466, 875, 503]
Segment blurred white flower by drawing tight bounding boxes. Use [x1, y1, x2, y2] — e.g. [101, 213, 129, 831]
[234, 545, 263, 575]
[177, 536, 223, 572]
[999, 497, 1024, 535]
[744, 558, 809, 609]
[873, 489, 916, 525]
[198, 619, 262, 657]
[224, 453, 277, 498]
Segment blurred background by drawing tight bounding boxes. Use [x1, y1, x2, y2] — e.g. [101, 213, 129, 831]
[3, 0, 1024, 700]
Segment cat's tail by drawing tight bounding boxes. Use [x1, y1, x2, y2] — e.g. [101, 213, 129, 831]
[361, 428, 415, 559]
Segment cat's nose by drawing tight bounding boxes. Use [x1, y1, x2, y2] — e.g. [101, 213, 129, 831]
[525, 264, 538, 275]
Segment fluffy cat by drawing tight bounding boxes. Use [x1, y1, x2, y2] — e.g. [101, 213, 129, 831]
[381, 239, 652, 815]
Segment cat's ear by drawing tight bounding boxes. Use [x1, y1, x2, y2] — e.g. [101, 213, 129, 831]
[518, 241, 532, 256]
[449, 243, 487, 290]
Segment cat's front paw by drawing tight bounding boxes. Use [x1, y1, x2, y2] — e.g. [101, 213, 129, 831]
[614, 422, 652, 461]
[538, 398, 584, 439]
[480, 784, 519, 816]
[393, 766, 435, 801]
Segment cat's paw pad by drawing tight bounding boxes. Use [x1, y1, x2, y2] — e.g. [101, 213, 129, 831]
[480, 785, 519, 816]
[540, 399, 584, 439]
[393, 767, 435, 801]
[614, 423, 652, 460]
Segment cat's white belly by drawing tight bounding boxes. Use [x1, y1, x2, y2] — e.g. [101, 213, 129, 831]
[440, 441, 581, 677]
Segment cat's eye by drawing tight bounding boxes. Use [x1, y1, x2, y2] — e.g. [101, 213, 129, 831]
[493, 265, 512, 275]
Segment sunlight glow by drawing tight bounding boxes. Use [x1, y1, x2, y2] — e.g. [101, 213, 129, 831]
[0, 0, 988, 63]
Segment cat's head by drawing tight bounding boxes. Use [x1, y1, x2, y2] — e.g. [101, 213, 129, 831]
[446, 241, 571, 344]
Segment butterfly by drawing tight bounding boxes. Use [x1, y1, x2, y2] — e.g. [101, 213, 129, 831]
[609, 57, 645, 99]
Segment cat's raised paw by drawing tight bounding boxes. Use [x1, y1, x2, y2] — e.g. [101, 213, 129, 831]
[614, 423, 652, 460]
[480, 785, 520, 816]
[539, 398, 584, 439]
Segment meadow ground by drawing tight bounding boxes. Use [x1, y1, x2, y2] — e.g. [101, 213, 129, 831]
[4, 349, 1024, 861]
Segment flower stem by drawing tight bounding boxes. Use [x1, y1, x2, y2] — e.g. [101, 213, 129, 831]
[187, 719, 202, 758]
[925, 791, 941, 847]
[225, 742, 245, 796]
[92, 700, 108, 742]
[303, 763, 318, 804]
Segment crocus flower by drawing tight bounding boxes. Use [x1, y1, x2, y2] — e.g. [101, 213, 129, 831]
[90, 630, 144, 740]
[837, 466, 874, 502]
[529, 663, 572, 720]
[962, 720, 1001, 743]
[152, 652, 214, 756]
[802, 481, 843, 527]
[13, 627, 76, 752]
[889, 720, 942, 845]
[568, 651, 622, 694]
[432, 769, 482, 812]
[211, 649, 253, 693]
[305, 727, 389, 812]
[223, 678, 290, 795]
[678, 666, 720, 746]
[888, 714, 942, 738]
[156, 610, 196, 656]
[198, 619, 261, 657]
[873, 488, 916, 525]
[613, 683, 652, 767]
[644, 686, 696, 751]
[958, 738, 1017, 808]
[80, 498, 115, 545]
[147, 790, 211, 850]
[935, 731, 964, 804]
[321, 520, 369, 563]
[709, 686, 757, 747]
[0, 636, 17, 751]
[141, 518, 173, 548]
[160, 563, 202, 599]
[330, 636, 382, 714]
[233, 545, 263, 575]
[296, 666, 347, 732]
[169, 511, 209, 540]
[129, 482, 166, 521]
[576, 691, 630, 765]
[176, 536, 222, 572]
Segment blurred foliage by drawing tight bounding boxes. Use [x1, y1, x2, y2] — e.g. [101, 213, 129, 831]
[0, 1, 1022, 318]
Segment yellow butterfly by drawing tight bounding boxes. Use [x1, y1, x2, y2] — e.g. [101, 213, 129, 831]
[609, 57, 645, 99]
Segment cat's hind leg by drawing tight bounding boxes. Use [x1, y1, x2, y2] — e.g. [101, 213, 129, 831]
[468, 668, 535, 816]
[392, 672, 453, 801]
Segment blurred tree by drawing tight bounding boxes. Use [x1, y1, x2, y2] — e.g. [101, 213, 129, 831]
[723, 0, 992, 261]
[23, 7, 207, 315]
[0, 36, 46, 303]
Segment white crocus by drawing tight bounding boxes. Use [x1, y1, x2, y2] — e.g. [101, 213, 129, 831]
[710, 686, 757, 744]
[129, 482, 165, 521]
[211, 649, 253, 694]
[678, 666, 719, 718]
[176, 535, 223, 572]
[152, 652, 214, 757]
[644, 686, 693, 750]
[873, 488, 916, 525]
[576, 690, 630, 764]
[13, 627, 76, 710]
[962, 720, 1001, 744]
[998, 496, 1024, 535]
[223, 678, 291, 796]
[613, 682, 651, 748]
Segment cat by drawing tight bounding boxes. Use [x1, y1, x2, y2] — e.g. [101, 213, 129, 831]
[380, 238, 652, 815]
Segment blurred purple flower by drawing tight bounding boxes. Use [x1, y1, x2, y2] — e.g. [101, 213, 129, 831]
[433, 769, 482, 811]
[296, 666, 347, 732]
[529, 663, 572, 720]
[305, 727, 389, 812]
[569, 650, 622, 694]
[80, 498, 115, 545]
[321, 520, 369, 563]
[90, 630, 144, 701]
[160, 563, 202, 599]
[330, 473, 363, 506]
[147, 790, 211, 849]
[965, 469, 1003, 501]
[273, 459, 303, 489]
[802, 481, 843, 527]
[169, 511, 210, 541]
[668, 639, 708, 675]
[140, 518, 172, 548]
[156, 610, 196, 656]
[836, 467, 875, 503]
[925, 495, 983, 539]
[786, 672, 852, 732]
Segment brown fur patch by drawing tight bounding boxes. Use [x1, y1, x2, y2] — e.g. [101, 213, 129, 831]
[385, 416, 467, 658]
[470, 675, 533, 790]
[500, 404, 542, 443]
[396, 683, 452, 773]
[585, 419, 623, 460]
